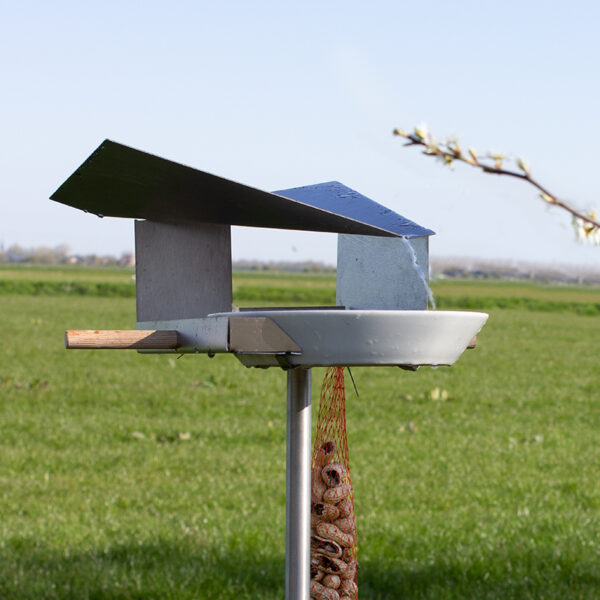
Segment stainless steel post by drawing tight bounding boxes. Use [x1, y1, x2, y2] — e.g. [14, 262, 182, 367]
[286, 367, 312, 600]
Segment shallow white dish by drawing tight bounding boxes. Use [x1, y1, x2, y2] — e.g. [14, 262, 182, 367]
[218, 310, 488, 368]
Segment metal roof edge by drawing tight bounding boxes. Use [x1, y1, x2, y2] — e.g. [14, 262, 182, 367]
[273, 181, 435, 238]
[50, 140, 433, 238]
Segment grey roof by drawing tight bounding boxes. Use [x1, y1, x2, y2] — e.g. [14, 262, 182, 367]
[274, 182, 433, 238]
[50, 139, 433, 238]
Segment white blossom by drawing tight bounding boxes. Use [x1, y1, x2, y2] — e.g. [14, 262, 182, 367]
[573, 212, 600, 245]
[414, 122, 430, 144]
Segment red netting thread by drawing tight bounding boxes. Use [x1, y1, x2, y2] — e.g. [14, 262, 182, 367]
[310, 367, 358, 598]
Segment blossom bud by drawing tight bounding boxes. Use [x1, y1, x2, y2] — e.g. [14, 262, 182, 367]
[414, 123, 429, 142]
[540, 193, 555, 204]
[517, 157, 530, 176]
[488, 151, 504, 170]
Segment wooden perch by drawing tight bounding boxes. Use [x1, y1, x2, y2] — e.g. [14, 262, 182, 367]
[65, 330, 179, 350]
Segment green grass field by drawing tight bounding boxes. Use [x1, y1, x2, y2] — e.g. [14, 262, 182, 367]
[1, 268, 599, 599]
[3, 265, 600, 315]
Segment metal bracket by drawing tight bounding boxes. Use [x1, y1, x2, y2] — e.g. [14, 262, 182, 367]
[229, 317, 301, 354]
[276, 354, 295, 370]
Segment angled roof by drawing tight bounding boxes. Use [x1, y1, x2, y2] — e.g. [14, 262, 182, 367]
[50, 139, 433, 238]
[273, 182, 433, 238]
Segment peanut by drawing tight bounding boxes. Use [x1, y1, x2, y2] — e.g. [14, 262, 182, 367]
[333, 516, 354, 534]
[323, 483, 351, 504]
[322, 462, 348, 487]
[311, 534, 343, 558]
[323, 574, 341, 589]
[317, 522, 354, 548]
[310, 580, 340, 600]
[312, 502, 340, 521]
[337, 498, 353, 518]
[313, 554, 347, 576]
[340, 579, 358, 599]
[312, 466, 327, 502]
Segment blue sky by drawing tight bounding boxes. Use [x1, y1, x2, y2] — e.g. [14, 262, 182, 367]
[2, 1, 599, 267]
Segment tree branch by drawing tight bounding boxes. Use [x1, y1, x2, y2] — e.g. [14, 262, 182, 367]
[393, 127, 600, 242]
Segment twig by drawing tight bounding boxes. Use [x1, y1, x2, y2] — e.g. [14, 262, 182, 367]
[393, 126, 600, 243]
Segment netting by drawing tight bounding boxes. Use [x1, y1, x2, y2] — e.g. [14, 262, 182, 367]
[310, 367, 358, 600]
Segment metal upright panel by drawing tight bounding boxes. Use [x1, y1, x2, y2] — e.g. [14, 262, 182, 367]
[337, 234, 430, 309]
[135, 220, 232, 321]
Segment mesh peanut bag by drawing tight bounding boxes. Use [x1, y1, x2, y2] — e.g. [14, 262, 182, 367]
[310, 367, 358, 600]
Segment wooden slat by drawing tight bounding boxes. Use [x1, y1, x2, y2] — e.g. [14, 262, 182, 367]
[65, 330, 179, 350]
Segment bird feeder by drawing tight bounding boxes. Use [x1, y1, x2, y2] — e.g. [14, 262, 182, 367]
[51, 140, 488, 600]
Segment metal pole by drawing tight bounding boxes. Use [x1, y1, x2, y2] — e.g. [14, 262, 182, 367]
[286, 367, 312, 600]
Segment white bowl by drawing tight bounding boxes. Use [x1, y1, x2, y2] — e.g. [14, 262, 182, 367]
[219, 310, 488, 368]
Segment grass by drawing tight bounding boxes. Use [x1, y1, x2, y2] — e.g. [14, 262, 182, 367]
[0, 271, 599, 598]
[2, 266, 600, 317]
[0, 264, 136, 282]
[433, 278, 600, 302]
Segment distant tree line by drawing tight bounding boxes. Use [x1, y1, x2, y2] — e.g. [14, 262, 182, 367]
[2, 244, 598, 285]
[430, 258, 600, 286]
[0, 245, 333, 272]
[0, 244, 135, 267]
[233, 259, 335, 273]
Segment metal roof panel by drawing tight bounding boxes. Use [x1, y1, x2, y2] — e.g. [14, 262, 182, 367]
[273, 181, 434, 238]
[50, 140, 432, 237]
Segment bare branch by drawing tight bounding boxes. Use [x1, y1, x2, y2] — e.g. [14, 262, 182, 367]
[393, 127, 600, 244]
